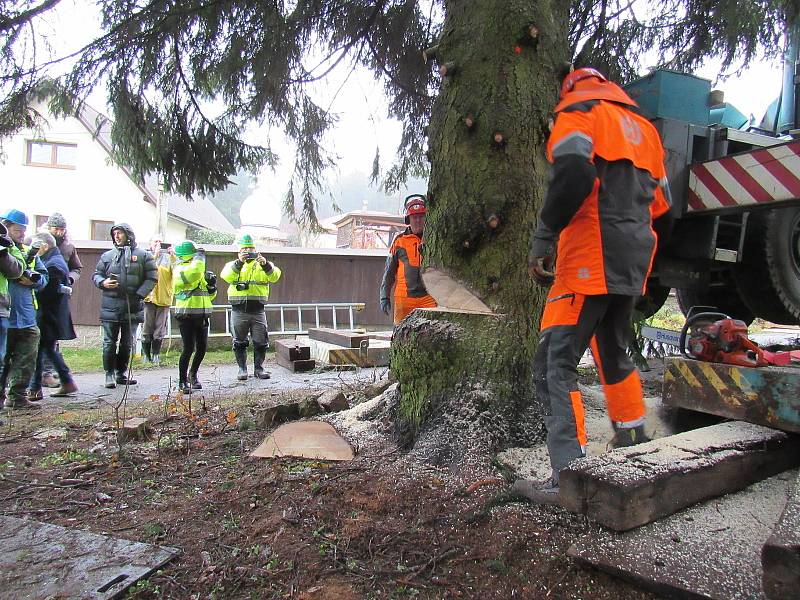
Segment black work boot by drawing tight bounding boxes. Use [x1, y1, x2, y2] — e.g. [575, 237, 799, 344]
[141, 336, 153, 363]
[234, 347, 248, 381]
[253, 347, 270, 380]
[610, 423, 651, 448]
[104, 372, 116, 388]
[151, 339, 162, 365]
[178, 372, 191, 394]
[116, 372, 137, 385]
[510, 477, 563, 507]
[190, 372, 202, 390]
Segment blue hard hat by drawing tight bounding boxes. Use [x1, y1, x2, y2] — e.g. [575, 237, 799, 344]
[0, 209, 29, 226]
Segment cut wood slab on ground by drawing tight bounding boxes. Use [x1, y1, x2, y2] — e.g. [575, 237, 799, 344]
[274, 338, 311, 362]
[276, 352, 316, 373]
[250, 421, 354, 461]
[663, 356, 800, 434]
[299, 336, 390, 368]
[559, 421, 800, 531]
[307, 327, 370, 348]
[762, 470, 800, 599]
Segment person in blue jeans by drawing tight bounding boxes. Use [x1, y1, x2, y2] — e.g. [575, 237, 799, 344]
[0, 209, 47, 410]
[27, 232, 78, 400]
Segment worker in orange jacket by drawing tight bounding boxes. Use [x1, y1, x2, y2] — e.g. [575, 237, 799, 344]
[515, 68, 674, 505]
[379, 195, 437, 324]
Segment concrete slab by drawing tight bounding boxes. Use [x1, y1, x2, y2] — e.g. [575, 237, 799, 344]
[568, 469, 797, 600]
[250, 420, 354, 461]
[0, 515, 180, 599]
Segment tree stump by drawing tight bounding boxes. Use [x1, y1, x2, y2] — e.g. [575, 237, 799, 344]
[391, 308, 543, 466]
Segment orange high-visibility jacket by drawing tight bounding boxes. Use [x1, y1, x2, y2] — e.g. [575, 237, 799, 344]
[531, 99, 672, 296]
[379, 229, 433, 304]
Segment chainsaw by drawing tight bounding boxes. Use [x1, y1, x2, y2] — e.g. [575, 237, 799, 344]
[679, 308, 800, 368]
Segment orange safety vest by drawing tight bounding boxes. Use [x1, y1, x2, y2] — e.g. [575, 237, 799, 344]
[546, 100, 671, 296]
[380, 229, 437, 323]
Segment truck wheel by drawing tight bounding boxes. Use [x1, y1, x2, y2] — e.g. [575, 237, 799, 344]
[675, 286, 754, 324]
[734, 208, 800, 325]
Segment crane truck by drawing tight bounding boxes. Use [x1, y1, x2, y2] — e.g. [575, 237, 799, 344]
[628, 64, 800, 325]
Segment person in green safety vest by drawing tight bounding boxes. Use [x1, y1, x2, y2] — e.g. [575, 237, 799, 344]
[172, 240, 216, 394]
[220, 234, 281, 381]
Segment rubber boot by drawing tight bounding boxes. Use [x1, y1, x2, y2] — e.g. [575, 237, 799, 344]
[141, 336, 153, 363]
[151, 339, 162, 365]
[116, 346, 136, 385]
[253, 347, 270, 380]
[103, 347, 116, 389]
[104, 371, 116, 389]
[611, 423, 651, 448]
[234, 346, 248, 381]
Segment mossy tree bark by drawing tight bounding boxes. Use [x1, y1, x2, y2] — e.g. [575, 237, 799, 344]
[392, 0, 571, 463]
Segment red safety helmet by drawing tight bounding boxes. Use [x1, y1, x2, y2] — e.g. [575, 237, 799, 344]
[555, 66, 637, 113]
[560, 67, 607, 97]
[404, 194, 427, 224]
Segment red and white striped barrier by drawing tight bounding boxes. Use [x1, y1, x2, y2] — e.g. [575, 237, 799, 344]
[687, 139, 800, 212]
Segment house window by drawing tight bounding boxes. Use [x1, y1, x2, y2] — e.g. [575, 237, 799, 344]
[91, 220, 113, 241]
[35, 215, 49, 229]
[25, 140, 77, 168]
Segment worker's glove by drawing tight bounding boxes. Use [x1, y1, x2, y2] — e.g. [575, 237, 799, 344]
[380, 298, 391, 316]
[528, 254, 555, 287]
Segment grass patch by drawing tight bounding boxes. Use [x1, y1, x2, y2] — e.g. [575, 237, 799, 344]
[61, 347, 274, 373]
[39, 447, 90, 468]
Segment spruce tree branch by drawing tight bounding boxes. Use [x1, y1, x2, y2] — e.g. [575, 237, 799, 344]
[0, 0, 62, 34]
[366, 35, 431, 100]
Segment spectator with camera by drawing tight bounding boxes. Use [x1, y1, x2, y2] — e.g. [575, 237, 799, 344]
[220, 235, 281, 380]
[172, 240, 216, 393]
[93, 223, 157, 389]
[142, 238, 175, 364]
[0, 209, 47, 410]
[26, 232, 77, 400]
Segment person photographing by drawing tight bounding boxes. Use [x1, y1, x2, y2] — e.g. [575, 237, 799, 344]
[220, 235, 281, 381]
[172, 241, 216, 394]
[93, 223, 157, 389]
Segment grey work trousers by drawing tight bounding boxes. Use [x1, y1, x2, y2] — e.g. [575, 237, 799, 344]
[230, 309, 269, 351]
[142, 302, 170, 340]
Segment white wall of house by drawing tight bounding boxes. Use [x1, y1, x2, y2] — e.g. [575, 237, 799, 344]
[0, 109, 188, 243]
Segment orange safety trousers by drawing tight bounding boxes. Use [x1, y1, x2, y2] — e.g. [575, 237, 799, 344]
[533, 278, 645, 479]
[394, 294, 437, 324]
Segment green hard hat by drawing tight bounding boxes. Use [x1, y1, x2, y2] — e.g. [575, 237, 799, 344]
[237, 234, 255, 248]
[174, 240, 197, 257]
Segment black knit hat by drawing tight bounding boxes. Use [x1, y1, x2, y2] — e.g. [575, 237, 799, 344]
[47, 213, 67, 228]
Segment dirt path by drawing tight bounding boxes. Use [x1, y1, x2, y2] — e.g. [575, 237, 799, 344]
[0, 366, 663, 599]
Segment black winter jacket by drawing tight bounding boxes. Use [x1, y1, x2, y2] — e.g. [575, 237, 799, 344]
[37, 247, 76, 341]
[92, 224, 157, 323]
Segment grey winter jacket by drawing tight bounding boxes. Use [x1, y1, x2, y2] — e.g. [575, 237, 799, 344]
[92, 224, 157, 323]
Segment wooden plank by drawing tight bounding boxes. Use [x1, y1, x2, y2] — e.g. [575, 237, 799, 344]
[273, 338, 311, 361]
[327, 345, 389, 367]
[308, 327, 370, 349]
[663, 356, 800, 434]
[763, 471, 800, 599]
[276, 353, 315, 373]
[559, 421, 800, 531]
[568, 470, 796, 600]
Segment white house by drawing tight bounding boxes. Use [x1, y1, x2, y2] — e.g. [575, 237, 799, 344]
[0, 100, 235, 243]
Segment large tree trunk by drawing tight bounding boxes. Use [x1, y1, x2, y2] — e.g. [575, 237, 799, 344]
[392, 0, 571, 464]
